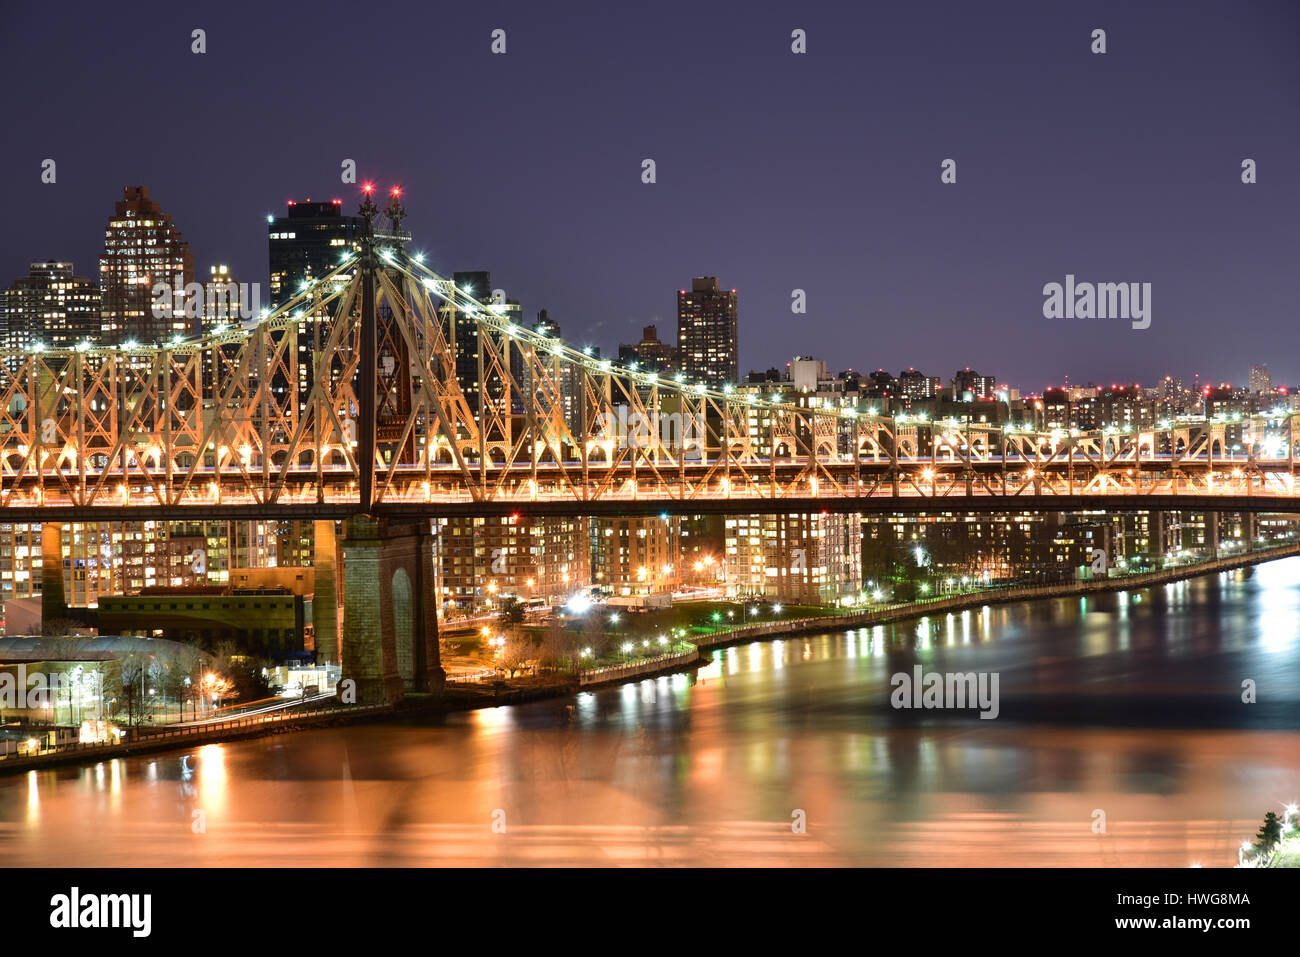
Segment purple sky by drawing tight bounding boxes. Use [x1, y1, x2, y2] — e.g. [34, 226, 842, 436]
[2, 0, 1296, 392]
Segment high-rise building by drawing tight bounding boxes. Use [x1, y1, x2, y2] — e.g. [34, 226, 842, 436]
[898, 368, 941, 403]
[435, 515, 589, 613]
[593, 516, 676, 596]
[1249, 364, 1273, 395]
[267, 200, 364, 420]
[0, 261, 101, 353]
[617, 324, 677, 375]
[267, 199, 362, 306]
[725, 512, 863, 605]
[99, 186, 194, 344]
[677, 277, 738, 387]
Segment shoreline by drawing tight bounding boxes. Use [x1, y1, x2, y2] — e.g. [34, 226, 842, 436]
[4, 541, 1298, 774]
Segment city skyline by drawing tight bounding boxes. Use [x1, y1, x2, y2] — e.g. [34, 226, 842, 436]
[1, 0, 1296, 390]
[0, 180, 1291, 397]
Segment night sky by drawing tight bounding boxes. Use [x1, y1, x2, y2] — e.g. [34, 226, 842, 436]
[2, 0, 1296, 392]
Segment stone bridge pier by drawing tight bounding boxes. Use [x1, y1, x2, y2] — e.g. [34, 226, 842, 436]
[340, 515, 445, 705]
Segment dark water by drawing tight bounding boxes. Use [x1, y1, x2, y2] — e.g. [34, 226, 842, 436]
[3, 559, 1299, 867]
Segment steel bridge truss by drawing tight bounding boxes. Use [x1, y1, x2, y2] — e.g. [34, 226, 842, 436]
[1, 244, 1297, 518]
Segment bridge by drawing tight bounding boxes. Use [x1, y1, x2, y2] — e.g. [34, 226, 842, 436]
[12, 193, 1299, 702]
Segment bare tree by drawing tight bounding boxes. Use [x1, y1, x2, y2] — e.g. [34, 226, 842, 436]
[537, 618, 578, 673]
[579, 611, 609, 661]
[496, 630, 536, 678]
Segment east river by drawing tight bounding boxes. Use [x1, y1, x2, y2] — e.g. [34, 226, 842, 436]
[3, 559, 1298, 867]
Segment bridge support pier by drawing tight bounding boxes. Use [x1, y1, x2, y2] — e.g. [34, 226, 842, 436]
[312, 520, 339, 664]
[340, 515, 445, 706]
[40, 522, 66, 630]
[1243, 512, 1256, 550]
[1206, 511, 1219, 558]
[1147, 510, 1166, 562]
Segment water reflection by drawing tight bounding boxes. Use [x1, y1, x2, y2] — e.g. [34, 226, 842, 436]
[1, 559, 1298, 866]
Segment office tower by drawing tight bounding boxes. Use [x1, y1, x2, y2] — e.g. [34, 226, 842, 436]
[0, 261, 100, 352]
[267, 199, 362, 306]
[266, 200, 363, 421]
[676, 277, 738, 387]
[1249, 364, 1272, 395]
[99, 186, 194, 344]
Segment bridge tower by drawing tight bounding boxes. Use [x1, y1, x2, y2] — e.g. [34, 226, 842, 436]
[337, 189, 445, 705]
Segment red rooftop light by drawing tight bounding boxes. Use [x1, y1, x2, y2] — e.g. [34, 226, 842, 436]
[391, 186, 402, 197]
[362, 182, 375, 194]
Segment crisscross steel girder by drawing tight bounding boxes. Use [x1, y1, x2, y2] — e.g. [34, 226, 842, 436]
[0, 246, 1295, 518]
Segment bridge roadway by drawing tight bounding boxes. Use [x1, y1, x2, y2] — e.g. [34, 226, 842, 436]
[0, 491, 1295, 523]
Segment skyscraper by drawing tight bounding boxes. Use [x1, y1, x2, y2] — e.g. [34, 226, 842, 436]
[676, 277, 738, 387]
[266, 200, 364, 416]
[0, 262, 101, 353]
[267, 199, 362, 306]
[99, 186, 194, 344]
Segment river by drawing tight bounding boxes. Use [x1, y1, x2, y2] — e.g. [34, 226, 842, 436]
[3, 558, 1298, 866]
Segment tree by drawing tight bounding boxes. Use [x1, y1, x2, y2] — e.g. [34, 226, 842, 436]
[211, 641, 274, 703]
[1254, 811, 1283, 856]
[501, 596, 525, 623]
[537, 619, 579, 673]
[579, 610, 609, 660]
[496, 630, 536, 678]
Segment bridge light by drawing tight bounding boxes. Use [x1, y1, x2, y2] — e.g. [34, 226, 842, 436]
[363, 182, 375, 194]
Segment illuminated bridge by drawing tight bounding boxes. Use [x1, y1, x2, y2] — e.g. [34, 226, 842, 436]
[11, 194, 1298, 701]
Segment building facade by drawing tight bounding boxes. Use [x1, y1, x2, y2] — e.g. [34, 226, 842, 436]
[99, 186, 194, 345]
[677, 277, 738, 387]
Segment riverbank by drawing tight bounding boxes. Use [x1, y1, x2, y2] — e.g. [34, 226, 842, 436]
[5, 540, 1297, 774]
[690, 540, 1300, 652]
